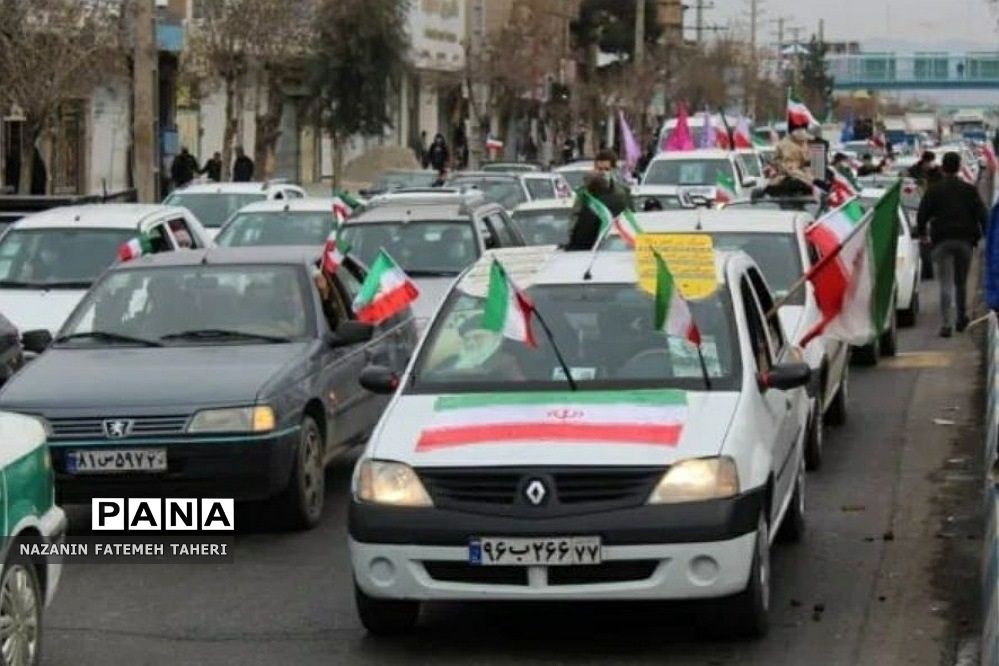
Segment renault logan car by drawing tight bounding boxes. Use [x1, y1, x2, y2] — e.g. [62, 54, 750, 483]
[348, 248, 811, 637]
[0, 247, 418, 529]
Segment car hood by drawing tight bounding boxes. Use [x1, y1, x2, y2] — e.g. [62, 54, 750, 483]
[0, 289, 88, 335]
[369, 390, 739, 467]
[410, 277, 457, 326]
[0, 343, 309, 411]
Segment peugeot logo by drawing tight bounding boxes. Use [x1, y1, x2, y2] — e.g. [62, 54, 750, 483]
[103, 419, 134, 439]
[524, 479, 547, 506]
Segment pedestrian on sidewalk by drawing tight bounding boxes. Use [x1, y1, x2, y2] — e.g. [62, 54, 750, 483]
[427, 134, 449, 173]
[170, 147, 199, 189]
[917, 151, 989, 337]
[200, 152, 222, 182]
[232, 147, 255, 182]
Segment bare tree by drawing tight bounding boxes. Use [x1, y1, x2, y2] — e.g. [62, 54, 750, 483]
[0, 0, 124, 193]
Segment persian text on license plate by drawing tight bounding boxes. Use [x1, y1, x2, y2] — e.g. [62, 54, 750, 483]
[469, 536, 601, 566]
[65, 449, 167, 474]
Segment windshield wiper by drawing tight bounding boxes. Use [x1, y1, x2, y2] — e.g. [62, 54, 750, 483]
[160, 329, 292, 343]
[405, 269, 459, 277]
[55, 331, 163, 347]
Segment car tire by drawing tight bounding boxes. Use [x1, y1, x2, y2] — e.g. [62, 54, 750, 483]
[726, 512, 770, 639]
[804, 397, 823, 471]
[272, 415, 325, 530]
[879, 310, 898, 357]
[824, 365, 848, 427]
[778, 460, 806, 543]
[898, 290, 918, 327]
[852, 341, 879, 366]
[355, 583, 420, 635]
[0, 546, 43, 666]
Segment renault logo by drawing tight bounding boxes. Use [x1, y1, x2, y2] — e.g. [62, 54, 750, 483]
[103, 419, 134, 439]
[524, 479, 547, 506]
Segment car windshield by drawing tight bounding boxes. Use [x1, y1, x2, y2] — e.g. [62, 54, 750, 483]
[375, 171, 437, 191]
[60, 265, 312, 345]
[449, 177, 527, 209]
[738, 153, 762, 178]
[524, 179, 556, 200]
[339, 220, 478, 275]
[559, 169, 588, 191]
[723, 199, 822, 216]
[0, 228, 141, 287]
[644, 159, 733, 186]
[215, 211, 334, 247]
[633, 194, 691, 211]
[163, 192, 267, 228]
[511, 209, 572, 246]
[410, 283, 740, 392]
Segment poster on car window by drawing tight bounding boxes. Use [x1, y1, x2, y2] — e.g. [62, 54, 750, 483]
[634, 234, 717, 299]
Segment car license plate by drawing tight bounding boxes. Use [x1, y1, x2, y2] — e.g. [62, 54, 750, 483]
[65, 449, 167, 474]
[469, 537, 601, 566]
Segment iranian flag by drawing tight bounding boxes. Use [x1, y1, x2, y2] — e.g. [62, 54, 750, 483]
[800, 182, 900, 346]
[416, 390, 688, 452]
[580, 191, 641, 246]
[715, 173, 738, 204]
[613, 209, 642, 247]
[321, 230, 348, 274]
[787, 92, 818, 129]
[352, 250, 420, 324]
[332, 191, 361, 224]
[826, 168, 859, 208]
[733, 117, 753, 149]
[654, 250, 701, 346]
[117, 236, 152, 262]
[482, 259, 536, 347]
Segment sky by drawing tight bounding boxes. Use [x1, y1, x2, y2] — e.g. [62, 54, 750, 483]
[713, 0, 999, 51]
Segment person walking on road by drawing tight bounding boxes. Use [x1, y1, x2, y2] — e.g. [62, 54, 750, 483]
[170, 147, 199, 189]
[232, 147, 255, 182]
[427, 134, 449, 173]
[917, 151, 989, 337]
[908, 151, 936, 185]
[200, 152, 222, 182]
[566, 148, 633, 251]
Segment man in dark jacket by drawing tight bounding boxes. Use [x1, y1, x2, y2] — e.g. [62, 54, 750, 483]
[200, 152, 222, 182]
[427, 134, 449, 173]
[170, 147, 199, 189]
[917, 151, 989, 336]
[908, 151, 935, 184]
[567, 149, 634, 250]
[232, 146, 255, 182]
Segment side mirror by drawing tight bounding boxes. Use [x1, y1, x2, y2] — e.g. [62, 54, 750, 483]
[359, 365, 399, 395]
[759, 362, 811, 392]
[21, 329, 53, 354]
[329, 321, 373, 348]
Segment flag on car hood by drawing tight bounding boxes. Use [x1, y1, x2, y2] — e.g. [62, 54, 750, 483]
[416, 390, 688, 452]
[352, 250, 419, 324]
[654, 250, 701, 346]
[483, 259, 536, 348]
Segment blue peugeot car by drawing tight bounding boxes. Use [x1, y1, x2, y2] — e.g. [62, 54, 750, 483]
[0, 247, 418, 529]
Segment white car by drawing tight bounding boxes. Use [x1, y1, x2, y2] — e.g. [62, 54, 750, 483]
[520, 172, 573, 200]
[0, 204, 211, 336]
[860, 187, 921, 328]
[555, 160, 594, 191]
[510, 198, 574, 247]
[214, 198, 338, 248]
[599, 208, 849, 469]
[734, 148, 765, 186]
[163, 181, 307, 238]
[642, 150, 749, 203]
[349, 248, 811, 637]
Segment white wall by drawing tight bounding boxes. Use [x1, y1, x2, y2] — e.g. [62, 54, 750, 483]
[88, 84, 131, 195]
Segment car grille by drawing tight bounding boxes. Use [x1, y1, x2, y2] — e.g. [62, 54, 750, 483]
[47, 415, 191, 440]
[417, 467, 664, 516]
[422, 560, 659, 587]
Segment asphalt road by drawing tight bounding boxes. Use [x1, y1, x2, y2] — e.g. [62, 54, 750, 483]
[42, 285, 985, 666]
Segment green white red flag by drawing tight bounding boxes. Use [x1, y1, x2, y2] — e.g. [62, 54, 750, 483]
[117, 236, 152, 262]
[654, 250, 701, 346]
[352, 250, 419, 324]
[482, 259, 536, 347]
[715, 173, 738, 204]
[321, 229, 348, 274]
[787, 92, 818, 129]
[416, 390, 688, 452]
[579, 190, 641, 247]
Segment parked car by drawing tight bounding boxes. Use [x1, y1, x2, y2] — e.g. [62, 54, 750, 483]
[215, 198, 337, 248]
[163, 181, 307, 237]
[0, 247, 418, 529]
[0, 204, 211, 337]
[350, 249, 810, 637]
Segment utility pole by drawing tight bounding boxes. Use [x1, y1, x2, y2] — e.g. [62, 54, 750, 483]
[748, 0, 759, 116]
[634, 0, 647, 141]
[132, 0, 157, 202]
[696, 0, 704, 43]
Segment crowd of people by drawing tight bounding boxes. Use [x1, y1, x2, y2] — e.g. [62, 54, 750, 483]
[168, 146, 256, 190]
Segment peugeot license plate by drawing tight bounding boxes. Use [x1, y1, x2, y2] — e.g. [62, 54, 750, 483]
[65, 449, 167, 474]
[469, 537, 601, 566]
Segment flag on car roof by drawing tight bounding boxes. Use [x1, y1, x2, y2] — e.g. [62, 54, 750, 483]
[715, 173, 738, 205]
[787, 91, 818, 131]
[335, 190, 362, 210]
[579, 191, 642, 247]
[664, 102, 695, 152]
[800, 182, 900, 346]
[699, 109, 717, 149]
[117, 235, 152, 262]
[352, 250, 420, 324]
[618, 110, 642, 173]
[483, 259, 536, 348]
[653, 250, 701, 346]
[733, 117, 753, 149]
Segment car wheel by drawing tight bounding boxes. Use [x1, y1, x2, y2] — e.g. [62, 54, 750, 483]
[852, 341, 879, 366]
[727, 512, 770, 639]
[273, 415, 325, 530]
[879, 310, 898, 357]
[898, 290, 918, 327]
[354, 583, 420, 635]
[824, 364, 848, 427]
[778, 459, 806, 543]
[804, 397, 823, 471]
[0, 548, 42, 666]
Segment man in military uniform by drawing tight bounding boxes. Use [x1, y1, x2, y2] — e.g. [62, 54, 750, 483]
[766, 126, 815, 197]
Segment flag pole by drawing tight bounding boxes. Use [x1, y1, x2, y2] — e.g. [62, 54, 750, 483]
[694, 342, 712, 391]
[530, 305, 578, 391]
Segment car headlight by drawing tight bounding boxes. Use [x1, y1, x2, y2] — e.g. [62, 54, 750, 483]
[647, 457, 739, 504]
[187, 405, 275, 433]
[355, 460, 433, 507]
